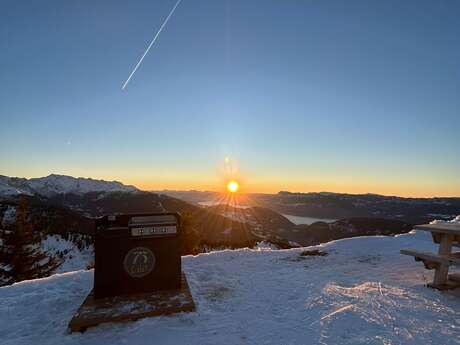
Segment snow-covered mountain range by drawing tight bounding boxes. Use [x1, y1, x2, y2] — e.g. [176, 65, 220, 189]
[0, 174, 138, 197]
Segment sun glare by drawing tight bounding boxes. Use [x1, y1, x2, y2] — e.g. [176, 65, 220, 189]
[227, 180, 239, 193]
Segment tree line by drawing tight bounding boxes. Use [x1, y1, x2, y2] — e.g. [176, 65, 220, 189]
[0, 198, 59, 285]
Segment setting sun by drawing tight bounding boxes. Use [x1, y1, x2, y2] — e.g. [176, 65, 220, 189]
[227, 180, 239, 193]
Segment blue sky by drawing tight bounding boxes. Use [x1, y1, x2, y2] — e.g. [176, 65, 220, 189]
[1, 0, 459, 196]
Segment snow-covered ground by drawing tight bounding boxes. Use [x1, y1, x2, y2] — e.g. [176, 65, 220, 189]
[1, 230, 459, 345]
[282, 214, 337, 225]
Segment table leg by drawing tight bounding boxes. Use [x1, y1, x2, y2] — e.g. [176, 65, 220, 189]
[433, 234, 453, 286]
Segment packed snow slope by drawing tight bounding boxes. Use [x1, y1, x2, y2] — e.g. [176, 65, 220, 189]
[1, 231, 459, 345]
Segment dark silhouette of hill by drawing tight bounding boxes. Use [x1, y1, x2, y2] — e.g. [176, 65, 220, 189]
[162, 190, 460, 225]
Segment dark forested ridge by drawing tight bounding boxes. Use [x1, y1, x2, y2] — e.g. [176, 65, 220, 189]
[0, 190, 418, 255]
[2, 175, 456, 270]
[254, 191, 460, 224]
[162, 190, 460, 225]
[0, 187, 427, 286]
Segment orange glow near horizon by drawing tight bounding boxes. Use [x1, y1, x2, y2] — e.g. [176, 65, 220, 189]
[15, 156, 458, 198]
[131, 178, 460, 198]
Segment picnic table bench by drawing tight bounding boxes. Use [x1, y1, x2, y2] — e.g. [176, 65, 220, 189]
[400, 223, 460, 290]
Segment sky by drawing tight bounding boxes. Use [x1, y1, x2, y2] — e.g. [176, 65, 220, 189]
[1, 0, 459, 197]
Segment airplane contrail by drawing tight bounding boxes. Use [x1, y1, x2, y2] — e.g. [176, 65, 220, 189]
[122, 0, 182, 90]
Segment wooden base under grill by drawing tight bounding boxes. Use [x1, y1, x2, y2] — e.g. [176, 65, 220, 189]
[69, 272, 195, 332]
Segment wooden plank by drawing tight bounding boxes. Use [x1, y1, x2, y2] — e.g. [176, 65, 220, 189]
[415, 224, 460, 236]
[433, 235, 454, 286]
[400, 249, 460, 266]
[414, 223, 460, 246]
[69, 272, 195, 332]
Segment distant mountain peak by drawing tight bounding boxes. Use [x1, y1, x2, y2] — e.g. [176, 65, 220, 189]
[0, 174, 139, 197]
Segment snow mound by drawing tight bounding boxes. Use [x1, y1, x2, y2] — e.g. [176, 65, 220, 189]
[0, 174, 138, 197]
[430, 214, 460, 225]
[1, 231, 459, 344]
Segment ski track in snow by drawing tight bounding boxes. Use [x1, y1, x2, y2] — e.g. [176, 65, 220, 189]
[1, 231, 459, 345]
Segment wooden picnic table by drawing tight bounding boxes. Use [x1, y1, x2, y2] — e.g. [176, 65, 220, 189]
[401, 223, 460, 290]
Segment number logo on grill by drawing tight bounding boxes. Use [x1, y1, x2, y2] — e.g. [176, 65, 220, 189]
[123, 247, 155, 278]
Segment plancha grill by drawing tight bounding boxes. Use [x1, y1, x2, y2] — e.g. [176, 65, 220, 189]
[94, 213, 182, 299]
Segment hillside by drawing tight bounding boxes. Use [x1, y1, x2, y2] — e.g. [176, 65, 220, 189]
[1, 230, 459, 345]
[255, 191, 460, 225]
[0, 182, 417, 283]
[291, 218, 413, 246]
[206, 204, 412, 247]
[0, 175, 261, 275]
[0, 174, 259, 249]
[163, 190, 460, 225]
